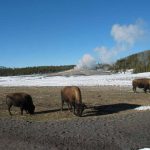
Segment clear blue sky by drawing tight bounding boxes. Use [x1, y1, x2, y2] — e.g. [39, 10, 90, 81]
[0, 0, 150, 67]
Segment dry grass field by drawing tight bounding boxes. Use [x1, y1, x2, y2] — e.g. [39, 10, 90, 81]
[0, 86, 150, 121]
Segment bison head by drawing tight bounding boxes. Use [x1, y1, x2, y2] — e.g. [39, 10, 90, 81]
[76, 103, 87, 117]
[28, 104, 35, 114]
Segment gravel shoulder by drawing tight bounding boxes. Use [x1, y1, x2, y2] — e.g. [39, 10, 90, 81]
[0, 111, 150, 150]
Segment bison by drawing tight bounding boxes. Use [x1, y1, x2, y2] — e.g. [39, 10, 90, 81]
[132, 78, 150, 93]
[6, 92, 35, 115]
[61, 86, 87, 117]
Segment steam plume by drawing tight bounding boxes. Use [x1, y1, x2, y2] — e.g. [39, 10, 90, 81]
[76, 20, 145, 69]
[74, 54, 96, 70]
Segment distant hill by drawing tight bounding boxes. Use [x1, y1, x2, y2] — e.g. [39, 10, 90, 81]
[113, 50, 150, 73]
[0, 65, 75, 76]
[48, 68, 111, 77]
[0, 66, 7, 69]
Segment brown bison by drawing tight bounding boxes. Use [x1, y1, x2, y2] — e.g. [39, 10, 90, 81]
[132, 78, 150, 93]
[61, 86, 87, 117]
[6, 92, 35, 115]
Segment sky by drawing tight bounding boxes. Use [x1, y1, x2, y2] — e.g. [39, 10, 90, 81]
[0, 0, 150, 68]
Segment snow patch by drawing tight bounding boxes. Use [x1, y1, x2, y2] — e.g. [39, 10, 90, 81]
[135, 106, 150, 111]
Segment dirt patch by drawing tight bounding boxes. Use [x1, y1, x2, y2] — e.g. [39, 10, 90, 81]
[0, 86, 150, 121]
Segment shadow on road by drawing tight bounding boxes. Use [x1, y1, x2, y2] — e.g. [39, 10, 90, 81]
[83, 103, 141, 117]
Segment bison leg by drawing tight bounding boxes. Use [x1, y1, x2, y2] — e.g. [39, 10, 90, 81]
[73, 103, 77, 115]
[25, 110, 29, 114]
[67, 103, 71, 111]
[144, 88, 147, 93]
[133, 86, 136, 93]
[8, 105, 12, 115]
[67, 103, 73, 112]
[61, 99, 64, 111]
[70, 104, 73, 112]
[20, 107, 24, 115]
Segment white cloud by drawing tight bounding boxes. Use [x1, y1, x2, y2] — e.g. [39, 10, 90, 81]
[95, 20, 145, 64]
[75, 54, 96, 70]
[111, 21, 144, 46]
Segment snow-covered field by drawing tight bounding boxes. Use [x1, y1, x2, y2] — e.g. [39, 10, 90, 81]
[0, 71, 150, 87]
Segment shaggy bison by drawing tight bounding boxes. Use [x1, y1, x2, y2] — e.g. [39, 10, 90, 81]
[61, 86, 87, 117]
[6, 92, 35, 115]
[132, 78, 150, 93]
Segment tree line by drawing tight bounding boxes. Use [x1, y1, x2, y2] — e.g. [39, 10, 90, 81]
[0, 65, 75, 76]
[113, 50, 150, 73]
